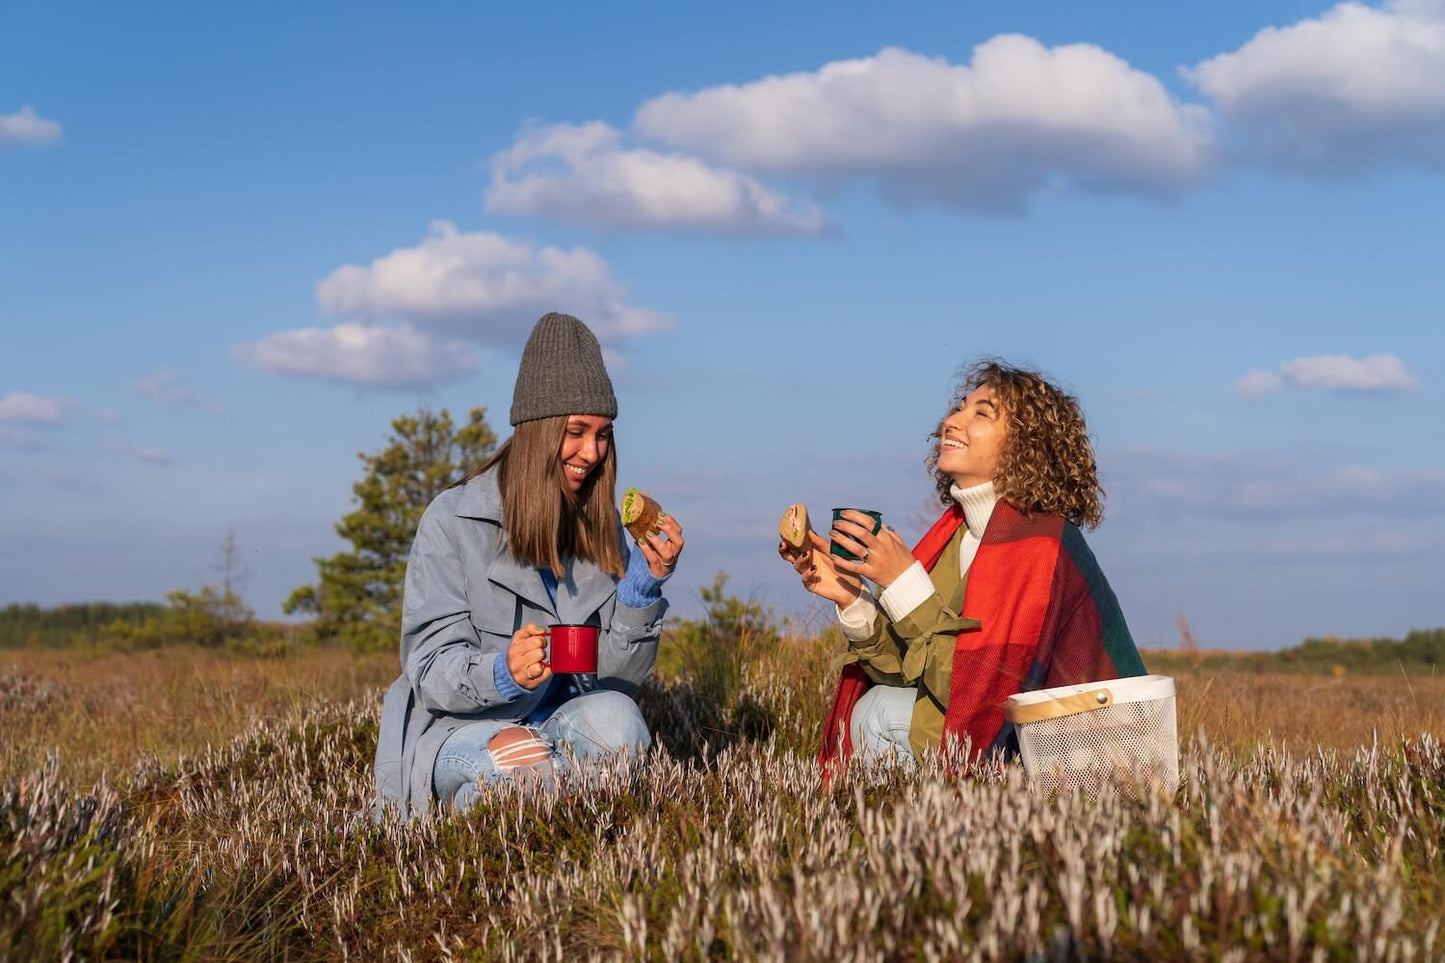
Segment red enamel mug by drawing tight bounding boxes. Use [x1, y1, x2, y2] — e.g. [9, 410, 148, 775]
[541, 624, 599, 674]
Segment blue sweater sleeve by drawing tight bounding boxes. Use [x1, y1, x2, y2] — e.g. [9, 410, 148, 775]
[492, 652, 524, 701]
[617, 543, 669, 609]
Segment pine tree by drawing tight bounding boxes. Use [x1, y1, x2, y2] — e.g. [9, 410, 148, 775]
[285, 407, 498, 649]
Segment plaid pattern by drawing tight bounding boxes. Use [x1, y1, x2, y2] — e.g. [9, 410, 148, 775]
[819, 501, 1145, 773]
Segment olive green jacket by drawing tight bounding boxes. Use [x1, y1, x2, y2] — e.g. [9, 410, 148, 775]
[840, 524, 980, 759]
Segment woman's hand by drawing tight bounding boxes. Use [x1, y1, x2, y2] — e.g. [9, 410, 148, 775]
[637, 509, 685, 579]
[779, 530, 863, 607]
[507, 623, 553, 690]
[829, 512, 915, 587]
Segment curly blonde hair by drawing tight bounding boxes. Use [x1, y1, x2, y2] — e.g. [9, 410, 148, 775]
[925, 360, 1104, 528]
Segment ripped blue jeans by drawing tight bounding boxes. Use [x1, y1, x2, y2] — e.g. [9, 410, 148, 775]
[433, 689, 652, 810]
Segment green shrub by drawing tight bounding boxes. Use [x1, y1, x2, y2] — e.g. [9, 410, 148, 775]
[104, 586, 254, 649]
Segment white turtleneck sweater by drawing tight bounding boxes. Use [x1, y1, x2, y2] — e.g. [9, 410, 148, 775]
[836, 480, 999, 641]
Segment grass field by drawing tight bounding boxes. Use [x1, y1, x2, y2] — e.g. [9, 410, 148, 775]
[3, 634, 1443, 960]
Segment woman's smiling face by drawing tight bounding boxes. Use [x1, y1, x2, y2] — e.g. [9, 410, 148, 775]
[559, 415, 612, 491]
[936, 387, 1007, 488]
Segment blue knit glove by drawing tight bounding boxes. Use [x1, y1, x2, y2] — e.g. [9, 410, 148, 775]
[617, 542, 669, 609]
[493, 652, 524, 701]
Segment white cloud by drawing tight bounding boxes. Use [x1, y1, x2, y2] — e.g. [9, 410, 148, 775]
[1280, 354, 1418, 391]
[0, 105, 61, 147]
[0, 391, 65, 423]
[1233, 370, 1282, 398]
[1108, 448, 1445, 518]
[92, 407, 121, 424]
[130, 446, 170, 465]
[128, 369, 224, 413]
[315, 221, 670, 341]
[634, 39, 1213, 214]
[104, 439, 171, 465]
[240, 223, 668, 389]
[1186, 0, 1445, 174]
[486, 122, 830, 236]
[232, 322, 478, 389]
[1260, 531, 1432, 560]
[1237, 354, 1418, 396]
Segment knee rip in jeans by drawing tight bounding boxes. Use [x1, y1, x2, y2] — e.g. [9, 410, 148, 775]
[487, 726, 552, 771]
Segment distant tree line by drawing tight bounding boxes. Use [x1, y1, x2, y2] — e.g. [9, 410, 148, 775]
[0, 527, 258, 650]
[1147, 627, 1445, 676]
[1283, 629, 1445, 671]
[0, 601, 165, 648]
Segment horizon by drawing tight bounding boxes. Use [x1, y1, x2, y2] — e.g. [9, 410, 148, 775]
[3, 0, 1442, 651]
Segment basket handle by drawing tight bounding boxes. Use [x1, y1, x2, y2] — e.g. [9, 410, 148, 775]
[1006, 688, 1113, 724]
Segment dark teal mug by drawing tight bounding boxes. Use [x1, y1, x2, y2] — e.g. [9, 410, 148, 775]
[830, 508, 883, 561]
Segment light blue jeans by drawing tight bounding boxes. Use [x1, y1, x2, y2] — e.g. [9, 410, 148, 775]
[433, 689, 652, 810]
[850, 684, 918, 770]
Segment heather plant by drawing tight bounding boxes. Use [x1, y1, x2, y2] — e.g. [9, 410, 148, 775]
[3, 622, 1445, 959]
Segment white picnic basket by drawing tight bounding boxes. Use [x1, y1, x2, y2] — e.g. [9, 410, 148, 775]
[1004, 675, 1179, 795]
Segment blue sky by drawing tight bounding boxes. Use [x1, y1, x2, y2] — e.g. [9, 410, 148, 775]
[3, 0, 1442, 650]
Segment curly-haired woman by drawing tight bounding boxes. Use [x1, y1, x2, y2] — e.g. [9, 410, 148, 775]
[782, 360, 1145, 771]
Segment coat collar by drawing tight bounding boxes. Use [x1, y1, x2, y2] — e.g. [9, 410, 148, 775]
[486, 546, 556, 618]
[455, 468, 618, 620]
[453, 469, 502, 521]
[554, 555, 620, 625]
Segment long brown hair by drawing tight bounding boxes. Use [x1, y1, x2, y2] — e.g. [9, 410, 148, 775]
[925, 360, 1105, 528]
[470, 415, 624, 577]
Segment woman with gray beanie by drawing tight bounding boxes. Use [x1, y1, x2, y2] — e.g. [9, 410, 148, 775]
[373, 312, 683, 817]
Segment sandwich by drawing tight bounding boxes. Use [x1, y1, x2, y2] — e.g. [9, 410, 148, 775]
[778, 503, 811, 555]
[621, 488, 663, 541]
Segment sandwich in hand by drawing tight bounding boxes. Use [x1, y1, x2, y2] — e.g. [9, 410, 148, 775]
[621, 488, 664, 541]
[778, 503, 812, 556]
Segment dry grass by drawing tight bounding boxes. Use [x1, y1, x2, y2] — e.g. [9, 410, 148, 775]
[1173, 669, 1445, 754]
[7, 644, 1439, 782]
[2, 635, 1443, 960]
[0, 645, 395, 785]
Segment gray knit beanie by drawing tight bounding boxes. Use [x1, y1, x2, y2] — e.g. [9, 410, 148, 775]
[509, 312, 618, 426]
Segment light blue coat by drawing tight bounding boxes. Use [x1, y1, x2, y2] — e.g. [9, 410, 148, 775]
[373, 468, 667, 818]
